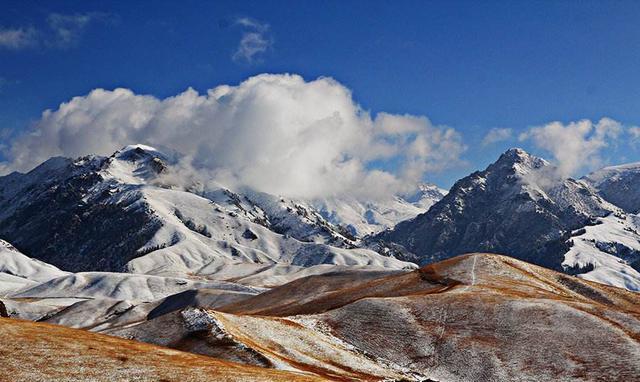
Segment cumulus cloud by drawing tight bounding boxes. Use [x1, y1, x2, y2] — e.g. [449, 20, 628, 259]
[232, 17, 272, 63]
[519, 118, 622, 177]
[0, 74, 465, 200]
[481, 127, 512, 146]
[0, 27, 37, 49]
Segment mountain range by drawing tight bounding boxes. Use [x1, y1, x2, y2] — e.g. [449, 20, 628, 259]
[2, 144, 640, 381]
[0, 144, 438, 277]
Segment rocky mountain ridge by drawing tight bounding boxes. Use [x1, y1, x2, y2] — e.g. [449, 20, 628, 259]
[377, 148, 640, 290]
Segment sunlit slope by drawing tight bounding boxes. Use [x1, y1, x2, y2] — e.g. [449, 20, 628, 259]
[215, 253, 640, 381]
[0, 317, 326, 382]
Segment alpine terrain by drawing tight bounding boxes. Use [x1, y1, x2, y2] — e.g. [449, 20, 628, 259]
[378, 148, 640, 291]
[1, 145, 640, 382]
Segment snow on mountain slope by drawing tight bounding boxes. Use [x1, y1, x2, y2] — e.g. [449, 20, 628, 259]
[313, 183, 446, 237]
[0, 157, 74, 219]
[0, 144, 416, 276]
[125, 185, 412, 278]
[563, 214, 640, 291]
[241, 189, 357, 245]
[0, 240, 68, 282]
[227, 263, 405, 288]
[1, 258, 265, 328]
[378, 148, 619, 270]
[10, 271, 263, 302]
[0, 273, 38, 296]
[584, 162, 640, 213]
[0, 150, 161, 272]
[36, 288, 258, 332]
[0, 240, 68, 295]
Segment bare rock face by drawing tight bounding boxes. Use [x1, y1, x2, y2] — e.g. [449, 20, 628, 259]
[377, 148, 616, 270]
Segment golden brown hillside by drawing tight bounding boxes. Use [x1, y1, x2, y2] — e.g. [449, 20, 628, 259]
[115, 253, 640, 381]
[0, 317, 326, 382]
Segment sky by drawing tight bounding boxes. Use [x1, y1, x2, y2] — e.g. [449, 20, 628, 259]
[1, 0, 640, 196]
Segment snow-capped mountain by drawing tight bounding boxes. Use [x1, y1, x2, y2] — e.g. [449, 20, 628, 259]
[5, 144, 640, 292]
[3, 147, 640, 381]
[312, 183, 446, 238]
[583, 162, 640, 213]
[376, 148, 640, 290]
[0, 145, 414, 277]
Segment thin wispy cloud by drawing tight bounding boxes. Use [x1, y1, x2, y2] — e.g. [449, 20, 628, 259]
[628, 126, 640, 140]
[235, 17, 269, 32]
[0, 12, 110, 50]
[46, 12, 109, 48]
[232, 17, 272, 64]
[0, 27, 37, 49]
[481, 127, 512, 146]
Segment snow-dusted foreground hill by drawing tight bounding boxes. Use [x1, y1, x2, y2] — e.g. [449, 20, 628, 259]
[8, 253, 633, 382]
[0, 317, 324, 382]
[0, 239, 266, 328]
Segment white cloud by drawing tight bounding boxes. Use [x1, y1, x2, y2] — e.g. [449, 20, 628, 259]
[519, 118, 622, 177]
[235, 17, 268, 32]
[628, 126, 640, 140]
[0, 74, 465, 200]
[0, 13, 108, 50]
[481, 127, 512, 146]
[232, 17, 272, 63]
[0, 27, 37, 49]
[46, 12, 108, 48]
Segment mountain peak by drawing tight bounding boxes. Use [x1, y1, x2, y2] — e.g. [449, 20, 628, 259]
[100, 144, 170, 184]
[498, 147, 534, 163]
[115, 144, 165, 161]
[493, 147, 549, 174]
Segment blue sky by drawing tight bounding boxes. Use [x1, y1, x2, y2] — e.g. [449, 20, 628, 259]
[2, 0, 640, 189]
